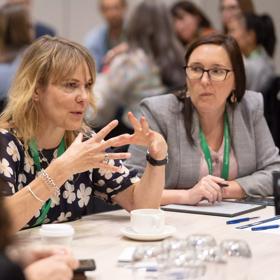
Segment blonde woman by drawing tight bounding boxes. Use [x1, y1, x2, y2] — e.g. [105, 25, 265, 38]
[0, 36, 168, 231]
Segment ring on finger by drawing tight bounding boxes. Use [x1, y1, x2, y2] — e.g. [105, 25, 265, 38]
[103, 153, 110, 165]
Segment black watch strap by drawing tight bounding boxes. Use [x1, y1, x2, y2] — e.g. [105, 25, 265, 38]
[146, 151, 168, 166]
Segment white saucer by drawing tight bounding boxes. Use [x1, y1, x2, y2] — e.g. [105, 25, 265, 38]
[121, 225, 176, 241]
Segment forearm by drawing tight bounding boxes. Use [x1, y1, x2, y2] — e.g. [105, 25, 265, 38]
[132, 163, 165, 209]
[161, 189, 192, 205]
[5, 158, 70, 231]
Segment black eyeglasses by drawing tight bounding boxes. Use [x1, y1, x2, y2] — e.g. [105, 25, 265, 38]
[184, 65, 232, 82]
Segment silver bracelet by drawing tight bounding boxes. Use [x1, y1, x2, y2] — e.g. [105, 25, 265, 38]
[27, 185, 44, 204]
[40, 169, 60, 197]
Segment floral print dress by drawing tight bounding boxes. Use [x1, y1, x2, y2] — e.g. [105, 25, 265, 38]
[0, 129, 139, 227]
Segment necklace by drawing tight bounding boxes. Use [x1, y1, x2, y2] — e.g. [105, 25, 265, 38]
[38, 149, 50, 165]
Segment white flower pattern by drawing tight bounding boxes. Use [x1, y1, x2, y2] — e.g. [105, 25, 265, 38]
[0, 130, 139, 227]
[18, 173, 27, 190]
[7, 141, 20, 162]
[0, 158, 13, 177]
[63, 182, 76, 204]
[24, 156, 34, 174]
[77, 183, 92, 207]
[57, 211, 72, 222]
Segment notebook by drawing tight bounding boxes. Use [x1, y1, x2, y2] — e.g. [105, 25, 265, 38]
[161, 200, 266, 217]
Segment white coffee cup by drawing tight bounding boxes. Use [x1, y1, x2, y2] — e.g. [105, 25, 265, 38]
[130, 209, 165, 234]
[39, 224, 75, 246]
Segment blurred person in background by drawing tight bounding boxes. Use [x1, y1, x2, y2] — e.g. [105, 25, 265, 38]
[0, 193, 78, 280]
[228, 12, 276, 92]
[0, 3, 34, 109]
[171, 1, 216, 47]
[220, 0, 255, 32]
[85, 0, 127, 72]
[90, 0, 185, 132]
[5, 0, 56, 38]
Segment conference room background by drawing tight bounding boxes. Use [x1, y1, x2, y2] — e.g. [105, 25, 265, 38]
[0, 0, 279, 73]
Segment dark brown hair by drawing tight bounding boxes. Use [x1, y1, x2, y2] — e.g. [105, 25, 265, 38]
[237, 0, 255, 13]
[178, 34, 246, 145]
[243, 12, 276, 57]
[171, 1, 212, 30]
[0, 3, 33, 62]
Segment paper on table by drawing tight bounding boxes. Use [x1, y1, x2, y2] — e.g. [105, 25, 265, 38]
[161, 201, 265, 217]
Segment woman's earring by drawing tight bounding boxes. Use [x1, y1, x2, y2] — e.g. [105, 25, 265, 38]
[230, 90, 237, 103]
[186, 90, 190, 98]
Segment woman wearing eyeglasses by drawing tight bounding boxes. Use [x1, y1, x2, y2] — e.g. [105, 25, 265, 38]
[126, 34, 280, 205]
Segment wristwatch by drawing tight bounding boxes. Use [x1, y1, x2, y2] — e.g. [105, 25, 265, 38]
[146, 151, 168, 166]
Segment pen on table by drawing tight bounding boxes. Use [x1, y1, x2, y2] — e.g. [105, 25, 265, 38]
[226, 216, 260, 225]
[236, 216, 280, 229]
[251, 224, 280, 231]
[217, 182, 229, 188]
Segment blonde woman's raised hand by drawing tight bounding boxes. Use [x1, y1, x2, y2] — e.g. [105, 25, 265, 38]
[57, 120, 131, 175]
[109, 112, 168, 160]
[57, 112, 167, 177]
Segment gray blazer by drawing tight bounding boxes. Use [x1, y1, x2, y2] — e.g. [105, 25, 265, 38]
[126, 91, 280, 196]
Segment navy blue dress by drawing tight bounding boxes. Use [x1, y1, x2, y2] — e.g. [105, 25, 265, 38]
[0, 129, 139, 227]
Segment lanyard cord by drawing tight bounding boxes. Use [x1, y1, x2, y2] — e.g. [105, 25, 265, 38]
[199, 112, 230, 180]
[29, 138, 65, 226]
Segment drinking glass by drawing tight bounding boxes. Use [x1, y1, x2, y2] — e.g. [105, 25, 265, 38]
[220, 239, 252, 280]
[186, 234, 217, 249]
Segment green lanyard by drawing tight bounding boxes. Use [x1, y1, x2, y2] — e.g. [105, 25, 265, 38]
[199, 113, 230, 180]
[29, 138, 65, 226]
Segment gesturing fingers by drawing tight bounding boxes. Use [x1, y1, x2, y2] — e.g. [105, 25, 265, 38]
[140, 116, 150, 135]
[128, 112, 142, 131]
[93, 120, 119, 143]
[98, 134, 132, 150]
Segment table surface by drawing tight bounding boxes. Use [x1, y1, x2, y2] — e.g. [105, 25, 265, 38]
[17, 206, 280, 280]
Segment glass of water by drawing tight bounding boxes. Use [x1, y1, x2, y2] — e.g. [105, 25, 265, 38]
[220, 239, 252, 280]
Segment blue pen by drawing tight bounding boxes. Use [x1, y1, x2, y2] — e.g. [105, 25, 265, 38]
[226, 216, 259, 224]
[251, 224, 280, 231]
[236, 216, 280, 229]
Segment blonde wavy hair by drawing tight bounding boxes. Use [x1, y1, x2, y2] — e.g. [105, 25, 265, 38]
[0, 35, 96, 147]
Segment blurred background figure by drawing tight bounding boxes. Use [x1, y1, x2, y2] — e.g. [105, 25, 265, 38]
[171, 0, 216, 47]
[5, 0, 56, 38]
[90, 0, 185, 135]
[228, 12, 276, 92]
[0, 3, 34, 110]
[84, 0, 127, 72]
[220, 0, 255, 32]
